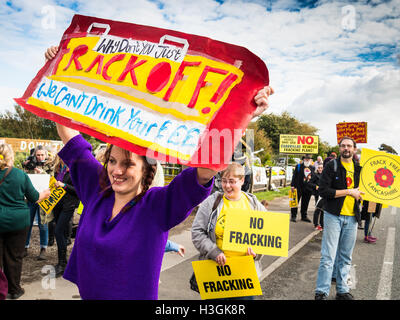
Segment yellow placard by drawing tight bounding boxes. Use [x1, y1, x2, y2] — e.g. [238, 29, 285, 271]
[359, 148, 400, 208]
[222, 209, 290, 257]
[38, 176, 66, 215]
[289, 188, 298, 208]
[279, 134, 319, 154]
[191, 256, 262, 300]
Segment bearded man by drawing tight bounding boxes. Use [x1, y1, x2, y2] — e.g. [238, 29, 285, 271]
[290, 154, 314, 222]
[314, 136, 363, 300]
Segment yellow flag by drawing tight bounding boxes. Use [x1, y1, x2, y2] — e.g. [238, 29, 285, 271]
[359, 148, 400, 208]
[191, 256, 262, 300]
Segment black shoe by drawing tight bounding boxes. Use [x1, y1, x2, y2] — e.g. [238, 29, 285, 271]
[301, 217, 312, 223]
[54, 264, 66, 278]
[37, 248, 47, 261]
[331, 277, 336, 283]
[290, 217, 297, 222]
[7, 288, 25, 300]
[336, 292, 354, 300]
[48, 238, 55, 246]
[315, 292, 328, 300]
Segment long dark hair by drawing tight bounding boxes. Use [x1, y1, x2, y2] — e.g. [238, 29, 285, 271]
[99, 145, 156, 207]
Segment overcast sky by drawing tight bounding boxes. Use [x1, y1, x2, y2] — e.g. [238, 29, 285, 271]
[1, 0, 399, 153]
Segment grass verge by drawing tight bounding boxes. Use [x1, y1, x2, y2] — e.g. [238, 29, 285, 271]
[254, 186, 290, 201]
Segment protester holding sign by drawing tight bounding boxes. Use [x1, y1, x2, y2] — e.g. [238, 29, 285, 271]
[0, 143, 50, 299]
[46, 45, 272, 300]
[52, 118, 214, 300]
[24, 145, 54, 260]
[50, 156, 80, 277]
[191, 163, 266, 299]
[315, 136, 364, 300]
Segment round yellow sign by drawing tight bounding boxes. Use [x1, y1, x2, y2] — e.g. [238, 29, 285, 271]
[361, 154, 400, 202]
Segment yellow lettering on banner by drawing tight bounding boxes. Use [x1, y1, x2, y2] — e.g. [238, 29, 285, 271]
[222, 209, 289, 257]
[191, 256, 262, 300]
[359, 148, 400, 208]
[38, 177, 66, 215]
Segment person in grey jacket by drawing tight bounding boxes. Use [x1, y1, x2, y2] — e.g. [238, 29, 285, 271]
[191, 162, 266, 278]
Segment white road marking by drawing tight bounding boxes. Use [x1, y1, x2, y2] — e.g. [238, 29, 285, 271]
[391, 206, 397, 215]
[259, 230, 320, 281]
[376, 227, 396, 300]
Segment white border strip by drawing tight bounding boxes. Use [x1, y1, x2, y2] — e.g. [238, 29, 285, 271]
[376, 227, 396, 300]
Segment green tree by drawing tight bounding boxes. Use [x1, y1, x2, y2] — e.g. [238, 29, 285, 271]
[0, 105, 104, 148]
[0, 105, 58, 139]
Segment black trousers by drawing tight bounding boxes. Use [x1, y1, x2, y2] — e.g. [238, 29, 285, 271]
[290, 189, 312, 219]
[54, 209, 75, 254]
[0, 227, 29, 294]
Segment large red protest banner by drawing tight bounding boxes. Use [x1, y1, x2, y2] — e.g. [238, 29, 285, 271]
[15, 15, 268, 170]
[336, 122, 367, 144]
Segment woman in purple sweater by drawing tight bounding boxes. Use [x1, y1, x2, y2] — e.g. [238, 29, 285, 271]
[45, 46, 272, 300]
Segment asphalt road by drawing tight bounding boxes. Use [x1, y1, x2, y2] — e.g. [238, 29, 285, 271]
[17, 197, 399, 301]
[258, 206, 400, 300]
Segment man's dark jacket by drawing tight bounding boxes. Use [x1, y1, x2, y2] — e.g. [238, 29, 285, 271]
[291, 163, 314, 192]
[318, 157, 362, 223]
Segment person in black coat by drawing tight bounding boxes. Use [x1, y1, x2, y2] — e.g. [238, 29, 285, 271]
[290, 155, 314, 222]
[51, 157, 80, 277]
[307, 163, 324, 229]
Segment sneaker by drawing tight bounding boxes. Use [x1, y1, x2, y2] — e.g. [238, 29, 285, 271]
[336, 292, 354, 300]
[315, 292, 328, 300]
[301, 217, 311, 223]
[315, 225, 323, 231]
[291, 217, 297, 222]
[368, 235, 377, 241]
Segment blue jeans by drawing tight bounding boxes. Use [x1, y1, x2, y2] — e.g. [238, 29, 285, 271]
[25, 202, 48, 249]
[315, 212, 357, 295]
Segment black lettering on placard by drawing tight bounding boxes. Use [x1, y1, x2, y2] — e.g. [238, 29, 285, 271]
[249, 217, 264, 229]
[216, 265, 232, 277]
[203, 278, 254, 293]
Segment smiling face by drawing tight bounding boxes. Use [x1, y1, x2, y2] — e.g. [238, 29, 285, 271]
[221, 174, 244, 200]
[221, 163, 245, 200]
[106, 146, 145, 198]
[339, 138, 357, 159]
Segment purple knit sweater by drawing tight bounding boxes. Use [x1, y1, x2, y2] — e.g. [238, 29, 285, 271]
[58, 135, 213, 300]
